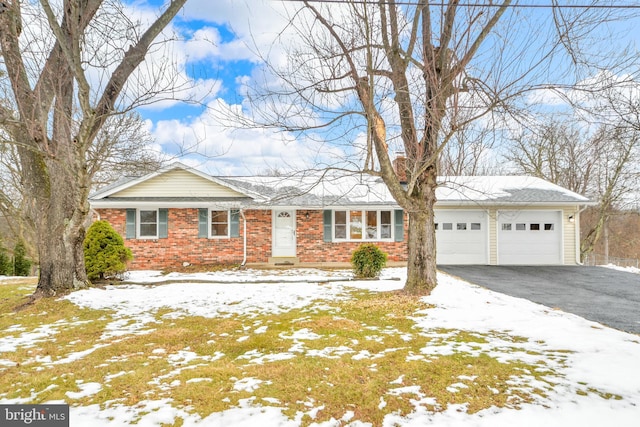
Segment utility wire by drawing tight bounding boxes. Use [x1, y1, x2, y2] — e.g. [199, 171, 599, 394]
[277, 0, 640, 9]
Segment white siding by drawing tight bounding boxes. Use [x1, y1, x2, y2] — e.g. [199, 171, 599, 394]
[112, 169, 246, 198]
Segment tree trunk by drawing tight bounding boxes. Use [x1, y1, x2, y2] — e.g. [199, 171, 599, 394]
[404, 171, 438, 295]
[23, 152, 90, 298]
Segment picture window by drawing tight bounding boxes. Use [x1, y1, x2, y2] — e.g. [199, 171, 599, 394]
[334, 210, 393, 241]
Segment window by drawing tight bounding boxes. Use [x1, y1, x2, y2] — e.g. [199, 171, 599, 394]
[365, 211, 378, 239]
[471, 223, 481, 230]
[435, 223, 439, 230]
[350, 210, 362, 239]
[530, 223, 540, 231]
[139, 209, 158, 238]
[380, 211, 392, 239]
[335, 211, 347, 239]
[198, 208, 238, 239]
[211, 210, 229, 237]
[544, 223, 554, 231]
[516, 223, 526, 231]
[502, 223, 512, 231]
[442, 223, 453, 230]
[457, 223, 467, 230]
[334, 210, 393, 241]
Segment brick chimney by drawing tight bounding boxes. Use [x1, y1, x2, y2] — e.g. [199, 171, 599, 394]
[392, 152, 407, 183]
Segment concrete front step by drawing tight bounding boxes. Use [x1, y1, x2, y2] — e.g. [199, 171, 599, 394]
[268, 257, 300, 266]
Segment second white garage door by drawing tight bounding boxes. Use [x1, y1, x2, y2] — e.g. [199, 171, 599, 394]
[497, 210, 562, 265]
[435, 210, 488, 264]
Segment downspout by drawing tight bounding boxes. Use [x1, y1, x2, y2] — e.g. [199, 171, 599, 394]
[574, 205, 589, 265]
[240, 209, 247, 267]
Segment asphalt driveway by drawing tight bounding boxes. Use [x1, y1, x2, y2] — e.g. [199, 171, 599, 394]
[437, 265, 640, 335]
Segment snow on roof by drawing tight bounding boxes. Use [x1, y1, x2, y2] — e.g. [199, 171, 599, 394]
[90, 162, 592, 207]
[222, 173, 591, 207]
[220, 173, 396, 207]
[436, 176, 592, 205]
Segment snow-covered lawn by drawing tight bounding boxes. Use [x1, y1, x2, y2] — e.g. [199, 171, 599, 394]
[1, 267, 639, 426]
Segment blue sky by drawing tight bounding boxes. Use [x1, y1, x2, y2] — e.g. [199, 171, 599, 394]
[126, 0, 640, 176]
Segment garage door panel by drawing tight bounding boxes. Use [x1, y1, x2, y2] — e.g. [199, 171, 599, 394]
[498, 210, 562, 265]
[435, 210, 488, 264]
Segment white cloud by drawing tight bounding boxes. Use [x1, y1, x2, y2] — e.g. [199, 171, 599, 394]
[149, 99, 347, 175]
[526, 87, 568, 106]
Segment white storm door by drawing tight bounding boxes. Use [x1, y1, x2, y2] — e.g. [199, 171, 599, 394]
[272, 210, 296, 257]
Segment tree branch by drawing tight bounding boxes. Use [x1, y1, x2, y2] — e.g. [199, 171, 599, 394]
[87, 0, 187, 143]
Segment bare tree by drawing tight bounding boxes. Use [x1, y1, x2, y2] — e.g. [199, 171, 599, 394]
[439, 119, 501, 176]
[505, 119, 595, 196]
[236, 1, 518, 294]
[506, 116, 639, 259]
[0, 111, 163, 260]
[0, 0, 187, 298]
[580, 124, 639, 257]
[234, 1, 631, 294]
[89, 112, 165, 189]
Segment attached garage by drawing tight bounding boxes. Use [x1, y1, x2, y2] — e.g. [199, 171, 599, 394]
[435, 210, 488, 264]
[497, 210, 562, 265]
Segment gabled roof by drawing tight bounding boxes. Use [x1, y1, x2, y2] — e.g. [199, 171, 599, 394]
[90, 162, 263, 202]
[90, 162, 593, 208]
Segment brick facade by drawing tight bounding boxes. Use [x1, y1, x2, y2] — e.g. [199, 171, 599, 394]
[96, 208, 408, 270]
[295, 210, 408, 264]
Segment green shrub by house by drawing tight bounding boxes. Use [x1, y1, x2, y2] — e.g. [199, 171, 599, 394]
[12, 240, 31, 276]
[351, 243, 388, 278]
[84, 220, 133, 281]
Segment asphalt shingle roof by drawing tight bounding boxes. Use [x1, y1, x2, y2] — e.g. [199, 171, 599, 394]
[90, 163, 592, 207]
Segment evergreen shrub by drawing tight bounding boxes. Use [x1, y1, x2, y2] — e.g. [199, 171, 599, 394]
[84, 220, 133, 281]
[351, 243, 388, 278]
[13, 240, 31, 276]
[0, 240, 11, 275]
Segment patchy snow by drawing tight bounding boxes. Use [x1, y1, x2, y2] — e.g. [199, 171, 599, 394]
[600, 264, 640, 275]
[2, 267, 640, 426]
[66, 382, 102, 399]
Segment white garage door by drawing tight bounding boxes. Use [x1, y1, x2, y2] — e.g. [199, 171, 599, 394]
[498, 210, 562, 265]
[435, 210, 488, 264]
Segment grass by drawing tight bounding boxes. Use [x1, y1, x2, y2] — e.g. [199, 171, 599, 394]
[0, 278, 617, 426]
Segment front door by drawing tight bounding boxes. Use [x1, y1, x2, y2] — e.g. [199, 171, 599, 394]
[272, 210, 296, 257]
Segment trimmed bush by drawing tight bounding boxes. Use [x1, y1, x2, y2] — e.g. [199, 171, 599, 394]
[351, 243, 388, 278]
[13, 240, 32, 276]
[84, 220, 133, 281]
